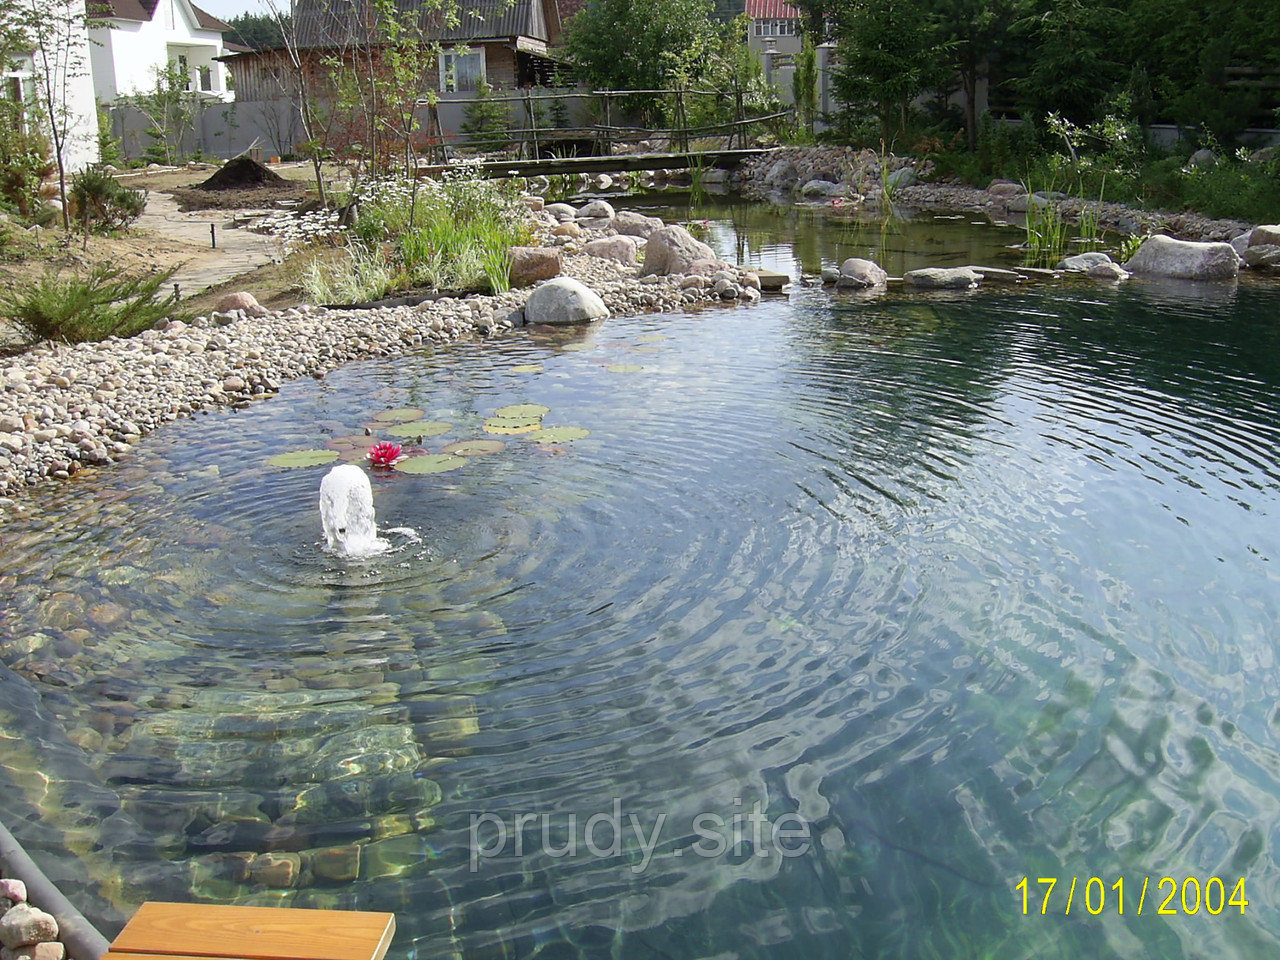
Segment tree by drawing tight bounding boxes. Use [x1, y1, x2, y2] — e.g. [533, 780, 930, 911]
[8, 0, 97, 229]
[564, 0, 724, 121]
[792, 36, 817, 138]
[831, 0, 946, 143]
[460, 78, 511, 149]
[1010, 0, 1121, 125]
[935, 0, 1020, 149]
[226, 12, 289, 50]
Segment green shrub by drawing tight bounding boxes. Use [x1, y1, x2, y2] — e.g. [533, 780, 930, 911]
[1, 264, 182, 344]
[0, 99, 55, 218]
[460, 79, 512, 151]
[70, 168, 145, 232]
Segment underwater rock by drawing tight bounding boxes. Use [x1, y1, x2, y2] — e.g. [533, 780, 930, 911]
[309, 845, 361, 883]
[249, 852, 301, 889]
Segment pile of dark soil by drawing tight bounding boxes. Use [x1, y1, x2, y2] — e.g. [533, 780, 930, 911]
[168, 183, 306, 211]
[197, 156, 291, 191]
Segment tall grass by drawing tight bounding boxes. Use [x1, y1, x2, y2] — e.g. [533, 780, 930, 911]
[305, 166, 531, 304]
[1022, 181, 1068, 267]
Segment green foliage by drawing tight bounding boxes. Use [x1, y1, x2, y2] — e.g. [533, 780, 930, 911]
[69, 167, 144, 232]
[792, 37, 818, 139]
[226, 12, 289, 50]
[564, 0, 724, 120]
[96, 103, 123, 168]
[0, 264, 182, 344]
[0, 98, 54, 218]
[304, 167, 531, 303]
[460, 79, 512, 150]
[118, 61, 204, 165]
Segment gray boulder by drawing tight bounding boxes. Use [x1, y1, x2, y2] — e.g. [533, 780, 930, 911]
[577, 198, 614, 220]
[0, 905, 57, 949]
[1006, 193, 1050, 213]
[1230, 230, 1253, 255]
[837, 258, 888, 289]
[904, 267, 982, 290]
[525, 277, 610, 325]
[641, 225, 717, 276]
[508, 246, 561, 288]
[612, 210, 664, 238]
[764, 158, 798, 188]
[1242, 245, 1280, 268]
[1188, 148, 1216, 169]
[583, 236, 638, 266]
[1123, 234, 1240, 280]
[885, 166, 917, 190]
[1249, 224, 1280, 247]
[544, 202, 577, 221]
[1057, 252, 1116, 272]
[987, 180, 1022, 198]
[800, 179, 842, 197]
[1088, 261, 1130, 281]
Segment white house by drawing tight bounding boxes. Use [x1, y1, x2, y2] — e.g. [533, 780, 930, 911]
[3, 0, 100, 172]
[88, 0, 234, 103]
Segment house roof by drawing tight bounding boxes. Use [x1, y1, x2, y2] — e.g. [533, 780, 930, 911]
[90, 0, 231, 32]
[744, 0, 799, 18]
[295, 0, 559, 47]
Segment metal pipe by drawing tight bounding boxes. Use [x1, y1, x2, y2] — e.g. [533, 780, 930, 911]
[0, 817, 111, 960]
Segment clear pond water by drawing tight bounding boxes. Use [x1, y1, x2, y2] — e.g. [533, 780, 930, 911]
[2, 207, 1280, 960]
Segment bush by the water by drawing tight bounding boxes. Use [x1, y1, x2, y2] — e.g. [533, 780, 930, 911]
[302, 165, 531, 303]
[70, 168, 145, 231]
[1, 264, 182, 344]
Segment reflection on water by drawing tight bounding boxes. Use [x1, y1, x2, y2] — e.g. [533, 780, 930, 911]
[2, 214, 1280, 960]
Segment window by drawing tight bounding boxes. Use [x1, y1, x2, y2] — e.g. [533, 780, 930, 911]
[755, 19, 798, 37]
[198, 66, 213, 92]
[440, 49, 484, 92]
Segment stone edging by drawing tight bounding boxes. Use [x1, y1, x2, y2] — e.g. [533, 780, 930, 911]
[0, 816, 110, 960]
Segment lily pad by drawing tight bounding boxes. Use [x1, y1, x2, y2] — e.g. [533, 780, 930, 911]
[559, 343, 594, 352]
[442, 439, 507, 456]
[372, 407, 426, 423]
[326, 435, 376, 451]
[495, 403, 550, 419]
[395, 454, 468, 475]
[511, 364, 544, 373]
[483, 417, 543, 435]
[529, 427, 590, 443]
[605, 363, 645, 374]
[635, 333, 667, 343]
[384, 420, 452, 438]
[267, 449, 340, 468]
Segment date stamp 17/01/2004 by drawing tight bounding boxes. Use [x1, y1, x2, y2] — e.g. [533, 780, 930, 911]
[1016, 877, 1249, 916]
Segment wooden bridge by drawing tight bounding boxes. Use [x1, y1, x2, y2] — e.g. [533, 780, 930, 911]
[414, 86, 784, 179]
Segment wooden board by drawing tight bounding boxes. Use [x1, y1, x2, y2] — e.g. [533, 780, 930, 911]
[109, 904, 396, 960]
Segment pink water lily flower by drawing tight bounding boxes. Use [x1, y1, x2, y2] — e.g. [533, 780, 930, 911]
[366, 441, 405, 466]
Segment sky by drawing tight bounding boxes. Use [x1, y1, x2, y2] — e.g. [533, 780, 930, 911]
[195, 0, 276, 21]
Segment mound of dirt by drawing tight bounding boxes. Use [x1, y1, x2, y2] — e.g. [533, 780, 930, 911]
[197, 156, 290, 191]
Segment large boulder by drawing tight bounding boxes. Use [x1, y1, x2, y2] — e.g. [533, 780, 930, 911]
[508, 246, 561, 288]
[525, 277, 610, 325]
[612, 210, 664, 238]
[763, 158, 798, 188]
[987, 180, 1022, 198]
[1249, 224, 1280, 247]
[0, 905, 58, 949]
[1057, 252, 1116, 272]
[544, 202, 577, 221]
[1123, 234, 1240, 280]
[885, 166, 917, 190]
[800, 179, 842, 198]
[214, 291, 266, 317]
[837, 258, 887, 289]
[641, 225, 717, 276]
[1242, 245, 1280, 268]
[583, 236, 638, 266]
[576, 199, 614, 220]
[904, 267, 982, 290]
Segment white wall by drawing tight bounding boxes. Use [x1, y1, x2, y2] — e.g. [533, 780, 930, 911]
[14, 0, 99, 173]
[89, 0, 231, 104]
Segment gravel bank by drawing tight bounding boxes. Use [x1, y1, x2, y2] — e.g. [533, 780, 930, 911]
[0, 243, 754, 515]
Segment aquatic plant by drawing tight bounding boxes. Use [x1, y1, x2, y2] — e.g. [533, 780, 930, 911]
[365, 441, 405, 466]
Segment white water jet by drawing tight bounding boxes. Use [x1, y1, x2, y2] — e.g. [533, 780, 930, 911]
[319, 464, 389, 557]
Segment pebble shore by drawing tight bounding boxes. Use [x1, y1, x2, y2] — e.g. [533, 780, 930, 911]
[0, 232, 753, 513]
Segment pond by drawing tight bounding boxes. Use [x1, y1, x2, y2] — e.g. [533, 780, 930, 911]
[2, 205, 1280, 960]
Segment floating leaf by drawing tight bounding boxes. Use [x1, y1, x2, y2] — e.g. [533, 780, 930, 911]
[372, 407, 426, 423]
[385, 420, 452, 438]
[326, 435, 376, 451]
[484, 416, 543, 435]
[511, 364, 544, 373]
[630, 346, 663, 355]
[442, 439, 507, 456]
[495, 404, 550, 419]
[560, 343, 594, 352]
[395, 454, 468, 475]
[529, 427, 590, 443]
[267, 449, 340, 468]
[605, 364, 644, 374]
[635, 333, 667, 343]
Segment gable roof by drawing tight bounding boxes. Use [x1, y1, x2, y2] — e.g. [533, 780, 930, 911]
[294, 0, 558, 47]
[91, 0, 230, 33]
[744, 0, 799, 17]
